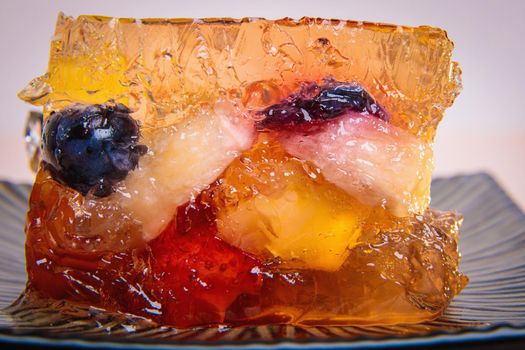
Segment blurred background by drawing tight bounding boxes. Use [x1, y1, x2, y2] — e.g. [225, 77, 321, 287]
[0, 0, 524, 209]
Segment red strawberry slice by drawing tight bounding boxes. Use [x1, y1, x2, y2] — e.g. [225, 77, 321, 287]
[149, 202, 263, 327]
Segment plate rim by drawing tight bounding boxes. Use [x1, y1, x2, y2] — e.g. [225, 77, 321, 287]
[0, 324, 525, 349]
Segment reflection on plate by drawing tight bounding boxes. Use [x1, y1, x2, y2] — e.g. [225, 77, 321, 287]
[0, 173, 524, 348]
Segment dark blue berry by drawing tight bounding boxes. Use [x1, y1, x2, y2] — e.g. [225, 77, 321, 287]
[42, 104, 147, 197]
[257, 80, 388, 128]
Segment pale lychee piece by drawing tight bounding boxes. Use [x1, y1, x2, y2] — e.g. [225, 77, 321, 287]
[280, 113, 433, 216]
[117, 101, 255, 241]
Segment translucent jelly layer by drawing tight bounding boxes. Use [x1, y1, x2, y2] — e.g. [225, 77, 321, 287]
[20, 14, 461, 141]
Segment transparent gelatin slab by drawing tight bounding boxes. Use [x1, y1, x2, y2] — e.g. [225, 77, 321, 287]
[20, 13, 465, 328]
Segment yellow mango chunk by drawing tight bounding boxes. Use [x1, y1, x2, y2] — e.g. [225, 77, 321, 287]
[214, 137, 369, 271]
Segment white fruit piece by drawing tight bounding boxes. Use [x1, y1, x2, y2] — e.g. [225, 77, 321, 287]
[280, 113, 433, 217]
[117, 101, 255, 241]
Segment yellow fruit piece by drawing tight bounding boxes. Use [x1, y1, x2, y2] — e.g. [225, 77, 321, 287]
[214, 137, 369, 271]
[219, 187, 362, 272]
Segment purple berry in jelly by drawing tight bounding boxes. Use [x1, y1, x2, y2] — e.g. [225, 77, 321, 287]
[42, 103, 147, 197]
[257, 81, 388, 129]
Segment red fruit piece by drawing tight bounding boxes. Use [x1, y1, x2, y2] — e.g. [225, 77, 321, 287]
[149, 202, 263, 327]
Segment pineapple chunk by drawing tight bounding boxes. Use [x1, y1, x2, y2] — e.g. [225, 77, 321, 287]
[214, 138, 369, 271]
[118, 100, 255, 241]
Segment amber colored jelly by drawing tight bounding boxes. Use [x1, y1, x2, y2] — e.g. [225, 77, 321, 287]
[26, 160, 466, 328]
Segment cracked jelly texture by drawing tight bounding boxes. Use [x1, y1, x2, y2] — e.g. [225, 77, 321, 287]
[20, 14, 461, 139]
[20, 13, 466, 327]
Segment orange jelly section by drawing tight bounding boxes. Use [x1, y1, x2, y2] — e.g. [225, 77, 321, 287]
[21, 14, 466, 327]
[26, 161, 466, 328]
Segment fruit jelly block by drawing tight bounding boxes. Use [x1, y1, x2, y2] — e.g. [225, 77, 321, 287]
[20, 13, 466, 327]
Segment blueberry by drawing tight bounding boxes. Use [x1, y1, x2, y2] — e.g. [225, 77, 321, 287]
[257, 80, 388, 128]
[42, 104, 147, 197]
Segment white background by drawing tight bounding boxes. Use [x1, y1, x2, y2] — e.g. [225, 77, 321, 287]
[0, 0, 524, 209]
